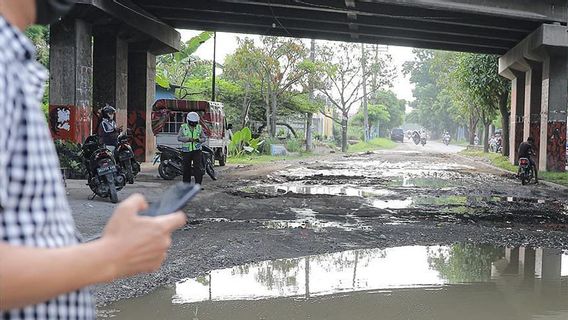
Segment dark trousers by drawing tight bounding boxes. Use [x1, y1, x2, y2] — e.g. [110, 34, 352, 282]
[182, 150, 203, 184]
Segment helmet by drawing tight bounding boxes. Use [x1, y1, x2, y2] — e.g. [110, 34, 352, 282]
[186, 112, 199, 126]
[101, 104, 116, 119]
[528, 136, 534, 143]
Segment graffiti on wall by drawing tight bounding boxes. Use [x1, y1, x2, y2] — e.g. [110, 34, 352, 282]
[49, 105, 92, 143]
[127, 110, 147, 161]
[546, 121, 566, 171]
[529, 123, 540, 167]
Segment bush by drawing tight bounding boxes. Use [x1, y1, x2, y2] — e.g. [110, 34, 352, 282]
[286, 138, 302, 153]
[54, 140, 87, 179]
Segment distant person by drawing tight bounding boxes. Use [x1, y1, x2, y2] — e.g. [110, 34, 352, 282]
[226, 123, 234, 141]
[0, 1, 187, 318]
[178, 112, 207, 185]
[97, 104, 120, 150]
[518, 137, 538, 183]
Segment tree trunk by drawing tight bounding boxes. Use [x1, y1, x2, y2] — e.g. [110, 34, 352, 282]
[270, 92, 278, 137]
[498, 94, 510, 157]
[483, 122, 490, 153]
[469, 115, 478, 145]
[361, 44, 369, 142]
[341, 117, 348, 152]
[265, 83, 271, 137]
[241, 83, 250, 128]
[306, 113, 313, 152]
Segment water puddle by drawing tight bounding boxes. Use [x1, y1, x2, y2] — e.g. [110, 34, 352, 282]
[100, 244, 568, 319]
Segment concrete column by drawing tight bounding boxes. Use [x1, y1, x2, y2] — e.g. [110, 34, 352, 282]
[523, 63, 542, 169]
[539, 53, 567, 172]
[509, 72, 525, 164]
[93, 34, 128, 131]
[504, 247, 520, 275]
[518, 247, 536, 278]
[127, 51, 156, 162]
[48, 18, 93, 144]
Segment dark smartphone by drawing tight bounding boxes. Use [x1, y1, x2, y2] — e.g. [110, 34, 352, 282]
[140, 183, 201, 217]
[86, 183, 200, 242]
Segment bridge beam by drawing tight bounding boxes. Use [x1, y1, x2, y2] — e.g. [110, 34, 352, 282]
[499, 24, 568, 172]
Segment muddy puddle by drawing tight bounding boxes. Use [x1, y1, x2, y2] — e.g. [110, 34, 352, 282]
[99, 244, 568, 319]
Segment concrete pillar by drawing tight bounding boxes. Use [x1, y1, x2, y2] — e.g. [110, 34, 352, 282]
[48, 18, 93, 144]
[504, 247, 520, 275]
[509, 72, 525, 164]
[93, 34, 128, 131]
[518, 247, 536, 278]
[539, 53, 567, 172]
[523, 63, 542, 169]
[127, 51, 156, 162]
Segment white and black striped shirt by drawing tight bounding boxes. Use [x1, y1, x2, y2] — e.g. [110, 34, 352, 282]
[0, 16, 95, 319]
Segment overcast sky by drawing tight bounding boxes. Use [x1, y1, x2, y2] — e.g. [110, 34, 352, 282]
[178, 30, 416, 102]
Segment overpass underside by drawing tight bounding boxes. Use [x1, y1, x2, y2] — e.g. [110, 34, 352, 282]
[49, 1, 568, 166]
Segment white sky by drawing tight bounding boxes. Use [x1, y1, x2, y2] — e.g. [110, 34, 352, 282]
[178, 30, 416, 102]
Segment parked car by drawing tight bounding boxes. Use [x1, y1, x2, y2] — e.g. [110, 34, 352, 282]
[390, 128, 404, 142]
[151, 99, 229, 166]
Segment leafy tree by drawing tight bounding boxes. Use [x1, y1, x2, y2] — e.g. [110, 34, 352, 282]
[351, 104, 390, 138]
[427, 244, 502, 283]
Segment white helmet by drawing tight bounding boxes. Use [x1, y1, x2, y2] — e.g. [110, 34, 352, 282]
[186, 112, 199, 124]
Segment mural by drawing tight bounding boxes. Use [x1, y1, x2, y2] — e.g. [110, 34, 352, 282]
[127, 110, 147, 161]
[49, 105, 92, 143]
[546, 121, 566, 171]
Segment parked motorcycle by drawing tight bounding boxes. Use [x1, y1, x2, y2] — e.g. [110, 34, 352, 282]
[114, 131, 140, 184]
[518, 157, 534, 185]
[82, 135, 126, 203]
[154, 144, 216, 181]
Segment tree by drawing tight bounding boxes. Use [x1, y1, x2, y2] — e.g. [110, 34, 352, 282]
[351, 103, 390, 136]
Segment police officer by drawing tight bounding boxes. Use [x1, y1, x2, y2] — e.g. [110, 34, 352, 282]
[178, 112, 207, 184]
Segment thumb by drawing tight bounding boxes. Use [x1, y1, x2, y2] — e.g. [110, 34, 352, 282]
[117, 194, 149, 217]
[153, 211, 187, 232]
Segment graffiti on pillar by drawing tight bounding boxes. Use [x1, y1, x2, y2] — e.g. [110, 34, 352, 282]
[529, 123, 540, 167]
[546, 121, 566, 171]
[513, 122, 524, 159]
[127, 110, 147, 161]
[49, 105, 73, 141]
[76, 105, 92, 144]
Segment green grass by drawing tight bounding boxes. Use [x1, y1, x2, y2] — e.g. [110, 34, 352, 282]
[460, 149, 568, 187]
[228, 153, 311, 165]
[348, 138, 397, 153]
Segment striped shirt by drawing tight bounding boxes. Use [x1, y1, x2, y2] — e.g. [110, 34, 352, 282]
[0, 16, 95, 319]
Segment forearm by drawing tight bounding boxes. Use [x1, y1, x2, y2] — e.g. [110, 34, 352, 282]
[0, 240, 115, 310]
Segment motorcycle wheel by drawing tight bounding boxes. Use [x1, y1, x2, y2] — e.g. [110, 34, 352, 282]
[219, 150, 226, 166]
[123, 160, 134, 184]
[107, 175, 118, 203]
[205, 155, 217, 181]
[158, 162, 177, 180]
[521, 178, 527, 185]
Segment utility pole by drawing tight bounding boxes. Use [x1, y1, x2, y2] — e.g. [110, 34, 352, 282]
[211, 31, 217, 102]
[361, 43, 369, 141]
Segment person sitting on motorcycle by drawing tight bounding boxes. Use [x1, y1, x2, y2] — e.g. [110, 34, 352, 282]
[178, 112, 207, 185]
[518, 136, 538, 183]
[97, 104, 121, 151]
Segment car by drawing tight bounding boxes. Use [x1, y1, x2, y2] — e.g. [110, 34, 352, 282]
[390, 128, 404, 142]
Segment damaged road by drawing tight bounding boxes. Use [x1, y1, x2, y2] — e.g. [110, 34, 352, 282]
[67, 141, 568, 311]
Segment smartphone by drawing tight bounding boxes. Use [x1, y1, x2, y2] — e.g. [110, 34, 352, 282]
[140, 182, 201, 217]
[86, 183, 200, 242]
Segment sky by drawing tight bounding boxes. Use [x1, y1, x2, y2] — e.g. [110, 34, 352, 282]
[178, 30, 416, 102]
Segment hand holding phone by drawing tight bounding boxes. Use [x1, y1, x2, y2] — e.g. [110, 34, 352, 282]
[140, 183, 201, 217]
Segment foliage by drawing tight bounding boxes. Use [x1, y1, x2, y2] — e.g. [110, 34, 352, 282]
[229, 127, 264, 156]
[285, 138, 302, 153]
[460, 149, 517, 172]
[348, 138, 396, 153]
[53, 140, 86, 178]
[427, 244, 502, 283]
[25, 25, 49, 67]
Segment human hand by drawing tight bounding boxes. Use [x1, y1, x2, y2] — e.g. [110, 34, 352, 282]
[99, 194, 187, 279]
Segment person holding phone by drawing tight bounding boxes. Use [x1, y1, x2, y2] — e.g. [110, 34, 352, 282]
[178, 112, 207, 185]
[0, 1, 187, 319]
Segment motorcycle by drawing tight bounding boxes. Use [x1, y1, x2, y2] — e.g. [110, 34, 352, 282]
[81, 135, 126, 203]
[442, 136, 450, 146]
[420, 137, 427, 146]
[154, 144, 216, 181]
[114, 131, 140, 184]
[412, 134, 421, 145]
[518, 157, 534, 185]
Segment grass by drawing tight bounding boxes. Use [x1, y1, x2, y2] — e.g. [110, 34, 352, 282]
[228, 153, 311, 165]
[460, 149, 568, 187]
[348, 138, 397, 153]
[451, 139, 470, 147]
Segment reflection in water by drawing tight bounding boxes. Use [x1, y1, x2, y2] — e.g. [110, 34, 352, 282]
[101, 245, 568, 320]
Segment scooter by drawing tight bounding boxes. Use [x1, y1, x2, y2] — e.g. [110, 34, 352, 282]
[518, 158, 534, 185]
[114, 131, 140, 184]
[82, 135, 126, 203]
[154, 145, 216, 181]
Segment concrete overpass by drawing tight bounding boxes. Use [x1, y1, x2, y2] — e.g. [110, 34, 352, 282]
[49, 0, 568, 167]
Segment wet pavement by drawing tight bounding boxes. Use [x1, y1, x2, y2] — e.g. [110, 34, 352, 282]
[66, 140, 568, 312]
[99, 243, 568, 320]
